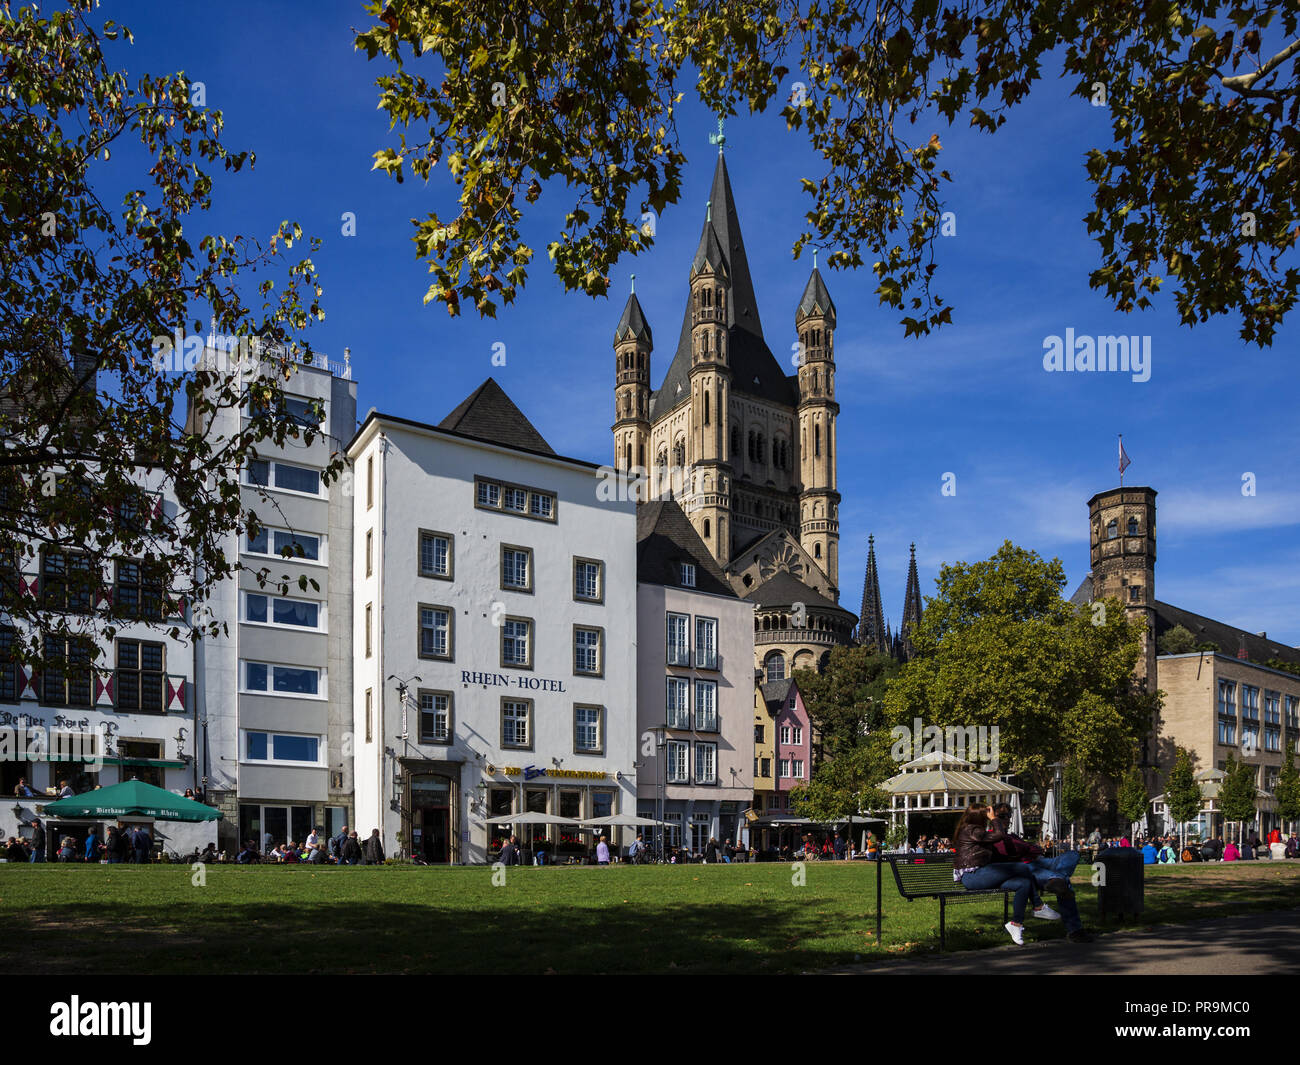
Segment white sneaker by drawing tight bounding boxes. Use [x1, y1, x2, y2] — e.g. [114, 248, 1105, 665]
[1005, 922, 1025, 945]
[1033, 903, 1062, 921]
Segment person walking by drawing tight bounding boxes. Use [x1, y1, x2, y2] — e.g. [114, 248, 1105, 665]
[595, 835, 611, 866]
[133, 824, 153, 864]
[84, 827, 100, 863]
[498, 835, 520, 866]
[628, 834, 644, 864]
[361, 829, 384, 865]
[28, 819, 45, 863]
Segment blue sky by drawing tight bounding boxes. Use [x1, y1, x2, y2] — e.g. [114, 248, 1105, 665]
[110, 2, 1299, 644]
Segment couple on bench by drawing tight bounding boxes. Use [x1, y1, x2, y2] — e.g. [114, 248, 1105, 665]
[953, 802, 1093, 945]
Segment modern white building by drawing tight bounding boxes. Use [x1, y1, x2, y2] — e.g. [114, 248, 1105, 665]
[188, 337, 357, 852]
[348, 378, 638, 863]
[634, 500, 755, 855]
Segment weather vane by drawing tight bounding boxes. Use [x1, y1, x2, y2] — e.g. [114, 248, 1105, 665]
[709, 115, 726, 153]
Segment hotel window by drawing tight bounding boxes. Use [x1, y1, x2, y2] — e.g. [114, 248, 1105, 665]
[476, 478, 556, 522]
[573, 558, 603, 602]
[419, 690, 452, 745]
[792, 726, 803, 745]
[419, 605, 452, 659]
[666, 613, 689, 666]
[680, 562, 696, 588]
[242, 661, 322, 697]
[365, 688, 373, 743]
[780, 725, 791, 744]
[246, 459, 322, 497]
[42, 635, 94, 707]
[501, 546, 532, 592]
[244, 731, 320, 765]
[365, 603, 372, 656]
[502, 618, 532, 668]
[694, 617, 717, 669]
[0, 627, 17, 703]
[1242, 685, 1260, 720]
[666, 677, 690, 729]
[792, 759, 804, 778]
[1217, 680, 1236, 716]
[778, 758, 790, 778]
[419, 531, 452, 579]
[42, 549, 96, 614]
[245, 592, 322, 631]
[246, 526, 322, 563]
[694, 679, 718, 732]
[574, 705, 604, 754]
[365, 530, 373, 577]
[574, 627, 602, 676]
[502, 699, 532, 749]
[116, 640, 164, 713]
[115, 559, 164, 622]
[665, 741, 689, 783]
[695, 742, 718, 785]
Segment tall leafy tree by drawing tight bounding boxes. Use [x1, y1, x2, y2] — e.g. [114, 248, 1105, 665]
[359, 1, 1300, 343]
[1163, 747, 1204, 849]
[789, 731, 894, 830]
[1117, 765, 1150, 832]
[1060, 762, 1089, 846]
[0, 2, 339, 672]
[881, 541, 1159, 803]
[1218, 753, 1260, 843]
[1274, 754, 1300, 831]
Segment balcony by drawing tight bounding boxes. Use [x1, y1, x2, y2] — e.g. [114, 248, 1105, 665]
[755, 627, 841, 647]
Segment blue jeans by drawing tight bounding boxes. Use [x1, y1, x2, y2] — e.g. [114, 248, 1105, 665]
[960, 863, 1037, 923]
[1028, 851, 1083, 933]
[30, 848, 44, 863]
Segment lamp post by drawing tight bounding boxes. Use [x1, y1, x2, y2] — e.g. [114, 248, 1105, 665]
[648, 724, 667, 860]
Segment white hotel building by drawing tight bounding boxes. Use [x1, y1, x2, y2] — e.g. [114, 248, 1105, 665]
[348, 378, 638, 863]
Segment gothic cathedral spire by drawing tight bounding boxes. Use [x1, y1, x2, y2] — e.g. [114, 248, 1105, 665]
[899, 543, 923, 661]
[796, 258, 840, 592]
[857, 534, 887, 653]
[613, 280, 652, 473]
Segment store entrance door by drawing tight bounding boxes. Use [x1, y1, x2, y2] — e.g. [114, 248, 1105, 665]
[412, 775, 451, 863]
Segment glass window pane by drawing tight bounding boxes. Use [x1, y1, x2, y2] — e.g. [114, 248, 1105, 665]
[246, 732, 268, 760]
[247, 460, 270, 487]
[273, 598, 318, 628]
[246, 594, 268, 623]
[273, 463, 321, 495]
[245, 662, 268, 690]
[272, 734, 318, 762]
[271, 665, 318, 695]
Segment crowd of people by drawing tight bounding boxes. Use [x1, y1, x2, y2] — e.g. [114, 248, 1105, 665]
[223, 826, 388, 865]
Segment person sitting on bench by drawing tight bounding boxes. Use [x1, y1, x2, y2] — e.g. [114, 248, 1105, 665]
[990, 803, 1093, 943]
[952, 803, 1048, 946]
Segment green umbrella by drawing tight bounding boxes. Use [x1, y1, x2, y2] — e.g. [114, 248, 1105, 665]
[42, 779, 222, 823]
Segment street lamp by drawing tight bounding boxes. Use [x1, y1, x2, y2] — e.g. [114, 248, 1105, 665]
[647, 724, 668, 860]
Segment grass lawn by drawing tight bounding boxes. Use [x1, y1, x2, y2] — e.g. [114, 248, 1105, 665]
[1, 859, 1297, 974]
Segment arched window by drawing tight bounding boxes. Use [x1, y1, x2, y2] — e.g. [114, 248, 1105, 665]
[814, 423, 821, 457]
[814, 543, 822, 558]
[756, 433, 765, 464]
[703, 390, 710, 425]
[1106, 519, 1118, 539]
[673, 437, 685, 467]
[765, 652, 786, 683]
[1127, 516, 1139, 536]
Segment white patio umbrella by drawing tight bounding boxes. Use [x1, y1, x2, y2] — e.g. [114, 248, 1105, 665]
[1009, 792, 1025, 835]
[580, 814, 665, 827]
[1041, 789, 1058, 845]
[1132, 814, 1148, 841]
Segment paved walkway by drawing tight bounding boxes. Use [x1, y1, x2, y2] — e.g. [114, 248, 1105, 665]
[818, 908, 1300, 975]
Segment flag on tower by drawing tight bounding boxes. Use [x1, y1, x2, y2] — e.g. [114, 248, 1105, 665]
[1118, 435, 1131, 481]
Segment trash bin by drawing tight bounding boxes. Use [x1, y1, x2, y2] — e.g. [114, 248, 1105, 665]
[1095, 847, 1144, 920]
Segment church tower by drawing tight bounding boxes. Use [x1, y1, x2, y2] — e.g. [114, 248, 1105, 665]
[684, 200, 733, 559]
[857, 534, 887, 653]
[612, 282, 652, 474]
[899, 542, 923, 661]
[795, 256, 840, 591]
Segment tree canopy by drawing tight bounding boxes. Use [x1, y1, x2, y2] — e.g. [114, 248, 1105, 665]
[359, 0, 1299, 343]
[1217, 752, 1260, 828]
[1117, 764, 1150, 827]
[1, 2, 338, 670]
[1162, 746, 1204, 834]
[1275, 754, 1300, 826]
[881, 540, 1159, 800]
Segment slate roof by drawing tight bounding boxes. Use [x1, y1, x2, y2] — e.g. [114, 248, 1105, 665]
[614, 292, 652, 344]
[649, 153, 798, 420]
[437, 377, 555, 455]
[1069, 577, 1300, 667]
[760, 678, 794, 713]
[744, 569, 853, 617]
[636, 499, 737, 598]
[797, 267, 836, 325]
[1153, 600, 1300, 666]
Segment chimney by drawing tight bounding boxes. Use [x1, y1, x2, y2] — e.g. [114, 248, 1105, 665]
[1237, 634, 1249, 660]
